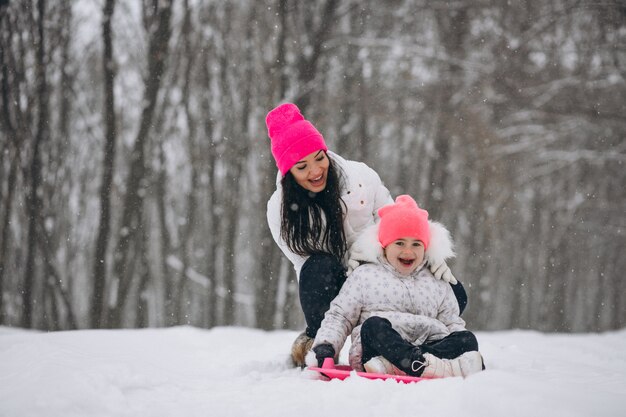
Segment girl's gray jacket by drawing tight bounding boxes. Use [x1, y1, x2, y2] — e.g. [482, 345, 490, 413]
[312, 259, 466, 371]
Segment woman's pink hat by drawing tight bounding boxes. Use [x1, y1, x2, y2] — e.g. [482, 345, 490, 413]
[378, 195, 431, 249]
[265, 103, 328, 175]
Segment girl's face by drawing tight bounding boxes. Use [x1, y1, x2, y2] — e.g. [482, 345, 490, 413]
[289, 150, 329, 193]
[384, 237, 425, 276]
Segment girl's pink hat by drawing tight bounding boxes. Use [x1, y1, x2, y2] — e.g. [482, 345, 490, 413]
[378, 195, 431, 249]
[265, 103, 328, 175]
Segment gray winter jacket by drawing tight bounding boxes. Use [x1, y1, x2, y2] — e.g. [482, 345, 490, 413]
[313, 259, 466, 370]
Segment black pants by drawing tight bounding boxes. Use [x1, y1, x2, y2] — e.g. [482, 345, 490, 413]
[360, 316, 479, 376]
[299, 254, 347, 338]
[299, 254, 468, 339]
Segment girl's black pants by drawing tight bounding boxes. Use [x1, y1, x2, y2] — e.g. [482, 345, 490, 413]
[360, 316, 480, 375]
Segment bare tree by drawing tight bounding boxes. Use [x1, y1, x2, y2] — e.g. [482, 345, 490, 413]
[171, 0, 200, 325]
[107, 0, 173, 327]
[253, 0, 290, 330]
[90, 0, 117, 329]
[22, 0, 50, 328]
[198, 45, 220, 328]
[0, 3, 20, 324]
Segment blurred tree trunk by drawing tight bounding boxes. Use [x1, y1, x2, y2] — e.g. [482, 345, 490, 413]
[136, 216, 151, 328]
[293, 0, 339, 109]
[91, 0, 116, 329]
[54, 1, 75, 324]
[335, 8, 367, 160]
[155, 140, 174, 325]
[609, 243, 623, 329]
[22, 0, 49, 328]
[199, 51, 219, 328]
[253, 0, 289, 330]
[0, 140, 17, 324]
[31, 1, 75, 330]
[173, 0, 199, 325]
[427, 6, 469, 218]
[0, 6, 20, 324]
[147, 45, 177, 326]
[37, 217, 77, 329]
[220, 3, 253, 326]
[107, 0, 173, 327]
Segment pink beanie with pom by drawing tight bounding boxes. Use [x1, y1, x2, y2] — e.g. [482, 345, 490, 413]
[378, 195, 431, 249]
[265, 103, 328, 175]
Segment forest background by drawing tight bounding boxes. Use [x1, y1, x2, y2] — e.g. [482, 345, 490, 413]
[0, 0, 624, 333]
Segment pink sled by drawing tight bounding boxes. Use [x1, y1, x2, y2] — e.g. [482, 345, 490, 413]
[308, 357, 427, 384]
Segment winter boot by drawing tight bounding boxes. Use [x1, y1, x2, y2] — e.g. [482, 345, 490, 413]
[363, 356, 406, 375]
[414, 351, 484, 378]
[291, 331, 314, 368]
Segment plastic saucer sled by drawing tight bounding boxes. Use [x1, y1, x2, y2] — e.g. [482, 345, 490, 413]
[308, 357, 427, 383]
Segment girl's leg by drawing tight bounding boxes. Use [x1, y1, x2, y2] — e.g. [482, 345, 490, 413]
[360, 317, 483, 376]
[360, 316, 423, 372]
[298, 253, 346, 338]
[420, 330, 479, 360]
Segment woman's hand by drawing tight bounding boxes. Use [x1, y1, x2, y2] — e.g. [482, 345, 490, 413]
[423, 221, 457, 283]
[428, 259, 457, 284]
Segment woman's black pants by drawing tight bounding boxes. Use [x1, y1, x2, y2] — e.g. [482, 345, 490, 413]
[299, 254, 347, 338]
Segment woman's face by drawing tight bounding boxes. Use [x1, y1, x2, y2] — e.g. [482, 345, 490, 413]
[383, 237, 425, 276]
[289, 150, 329, 193]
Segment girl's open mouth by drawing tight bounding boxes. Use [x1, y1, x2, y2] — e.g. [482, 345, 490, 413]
[399, 258, 414, 266]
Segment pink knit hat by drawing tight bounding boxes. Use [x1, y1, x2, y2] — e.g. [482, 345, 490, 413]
[265, 103, 328, 175]
[378, 195, 431, 249]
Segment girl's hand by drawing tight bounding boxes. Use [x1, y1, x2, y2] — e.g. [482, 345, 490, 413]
[312, 344, 336, 367]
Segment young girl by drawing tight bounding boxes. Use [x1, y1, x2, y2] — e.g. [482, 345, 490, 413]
[264, 103, 466, 367]
[307, 195, 484, 378]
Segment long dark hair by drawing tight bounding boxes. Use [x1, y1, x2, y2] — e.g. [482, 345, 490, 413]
[280, 156, 348, 261]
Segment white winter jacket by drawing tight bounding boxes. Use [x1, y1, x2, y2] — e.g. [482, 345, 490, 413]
[266, 151, 393, 278]
[313, 260, 466, 371]
[266, 151, 455, 279]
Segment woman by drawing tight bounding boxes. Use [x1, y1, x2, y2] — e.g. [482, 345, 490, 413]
[264, 103, 466, 367]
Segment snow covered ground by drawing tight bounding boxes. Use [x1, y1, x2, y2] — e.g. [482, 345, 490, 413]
[1, 326, 625, 417]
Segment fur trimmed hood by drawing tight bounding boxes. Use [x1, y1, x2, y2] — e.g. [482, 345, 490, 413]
[347, 220, 455, 273]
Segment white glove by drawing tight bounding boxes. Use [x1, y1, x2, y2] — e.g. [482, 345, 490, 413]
[424, 220, 457, 283]
[428, 259, 457, 284]
[346, 258, 361, 276]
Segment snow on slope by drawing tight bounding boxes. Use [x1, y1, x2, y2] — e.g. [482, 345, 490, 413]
[1, 326, 625, 417]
